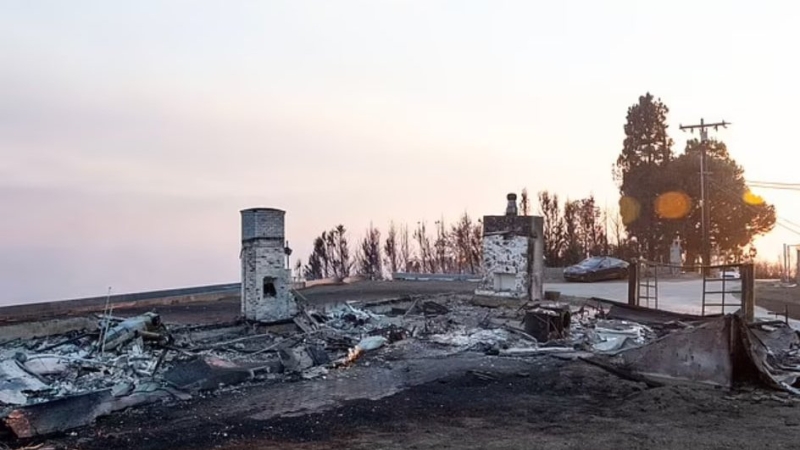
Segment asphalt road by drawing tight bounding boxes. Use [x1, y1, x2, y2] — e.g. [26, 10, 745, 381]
[546, 278, 737, 315]
[547, 278, 800, 326]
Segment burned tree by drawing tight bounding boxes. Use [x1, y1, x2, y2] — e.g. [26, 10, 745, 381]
[304, 236, 326, 280]
[577, 195, 607, 257]
[520, 188, 531, 216]
[384, 221, 399, 275]
[357, 223, 383, 280]
[304, 225, 352, 279]
[414, 221, 435, 273]
[399, 223, 412, 272]
[333, 225, 352, 278]
[562, 199, 583, 265]
[538, 190, 565, 266]
[434, 218, 449, 273]
[449, 213, 481, 274]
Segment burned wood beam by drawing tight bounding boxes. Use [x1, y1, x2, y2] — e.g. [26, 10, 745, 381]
[2, 387, 174, 439]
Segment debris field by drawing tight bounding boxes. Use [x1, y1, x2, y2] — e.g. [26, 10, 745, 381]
[3, 287, 800, 449]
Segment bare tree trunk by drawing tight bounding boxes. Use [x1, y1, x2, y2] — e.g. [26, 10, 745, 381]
[470, 220, 483, 274]
[334, 225, 351, 277]
[415, 222, 435, 273]
[384, 221, 399, 275]
[358, 223, 382, 279]
[399, 224, 411, 272]
[520, 188, 530, 216]
[434, 218, 448, 273]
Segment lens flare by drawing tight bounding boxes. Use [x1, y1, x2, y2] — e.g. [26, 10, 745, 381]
[742, 190, 765, 206]
[619, 196, 641, 225]
[655, 191, 692, 219]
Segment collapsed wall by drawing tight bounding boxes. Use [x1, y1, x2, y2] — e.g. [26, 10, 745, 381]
[592, 313, 800, 392]
[605, 314, 734, 387]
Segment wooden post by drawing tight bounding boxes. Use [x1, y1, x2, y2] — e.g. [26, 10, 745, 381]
[628, 261, 639, 307]
[740, 263, 755, 323]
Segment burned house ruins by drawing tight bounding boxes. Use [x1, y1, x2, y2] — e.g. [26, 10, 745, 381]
[1, 202, 799, 447]
[475, 193, 545, 301]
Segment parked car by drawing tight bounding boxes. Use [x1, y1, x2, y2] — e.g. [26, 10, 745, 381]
[720, 268, 741, 279]
[563, 256, 629, 282]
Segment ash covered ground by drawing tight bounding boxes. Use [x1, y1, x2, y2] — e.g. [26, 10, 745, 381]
[55, 357, 800, 450]
[3, 281, 800, 449]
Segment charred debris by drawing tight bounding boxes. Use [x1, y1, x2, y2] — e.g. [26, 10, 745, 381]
[2, 293, 799, 440]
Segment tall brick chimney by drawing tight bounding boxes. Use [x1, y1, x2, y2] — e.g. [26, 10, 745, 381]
[240, 208, 298, 322]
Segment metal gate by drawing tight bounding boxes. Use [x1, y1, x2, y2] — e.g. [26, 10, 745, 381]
[628, 259, 659, 309]
[701, 263, 744, 316]
[638, 261, 659, 309]
[627, 261, 755, 320]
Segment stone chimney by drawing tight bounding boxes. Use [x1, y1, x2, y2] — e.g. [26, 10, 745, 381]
[240, 208, 298, 323]
[505, 193, 518, 216]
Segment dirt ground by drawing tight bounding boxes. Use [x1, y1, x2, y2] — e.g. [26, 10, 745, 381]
[39, 355, 800, 450]
[756, 282, 800, 320]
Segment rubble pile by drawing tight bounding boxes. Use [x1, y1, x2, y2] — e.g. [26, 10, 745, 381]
[740, 320, 800, 393]
[2, 292, 798, 439]
[0, 313, 170, 408]
[579, 319, 654, 352]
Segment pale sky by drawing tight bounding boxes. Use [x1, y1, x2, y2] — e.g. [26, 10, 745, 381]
[2, 1, 799, 304]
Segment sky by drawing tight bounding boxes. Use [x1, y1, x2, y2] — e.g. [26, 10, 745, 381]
[1, 0, 799, 304]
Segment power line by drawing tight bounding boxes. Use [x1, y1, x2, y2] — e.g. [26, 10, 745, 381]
[706, 178, 800, 238]
[747, 180, 800, 188]
[703, 180, 800, 283]
[748, 183, 800, 192]
[780, 217, 800, 230]
[770, 216, 800, 237]
[713, 178, 800, 281]
[744, 183, 800, 233]
[743, 183, 800, 228]
[776, 221, 800, 237]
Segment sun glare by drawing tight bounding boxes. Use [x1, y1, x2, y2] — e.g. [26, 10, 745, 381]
[619, 195, 641, 225]
[742, 190, 765, 206]
[655, 191, 692, 219]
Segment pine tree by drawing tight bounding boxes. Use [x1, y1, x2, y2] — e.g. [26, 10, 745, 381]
[614, 93, 675, 260]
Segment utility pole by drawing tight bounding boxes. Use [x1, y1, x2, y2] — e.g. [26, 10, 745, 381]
[678, 118, 730, 273]
[604, 200, 610, 255]
[796, 247, 800, 285]
[781, 243, 800, 284]
[783, 243, 789, 283]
